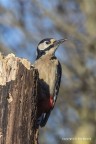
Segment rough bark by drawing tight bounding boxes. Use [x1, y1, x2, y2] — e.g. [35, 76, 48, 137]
[0, 53, 38, 144]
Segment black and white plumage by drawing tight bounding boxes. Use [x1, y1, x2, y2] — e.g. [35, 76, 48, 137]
[34, 38, 67, 127]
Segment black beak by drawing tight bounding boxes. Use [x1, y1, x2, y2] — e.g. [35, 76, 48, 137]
[54, 39, 67, 46]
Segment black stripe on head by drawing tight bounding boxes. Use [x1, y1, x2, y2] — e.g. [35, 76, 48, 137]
[44, 44, 54, 52]
[36, 49, 45, 59]
[38, 38, 52, 45]
[36, 44, 54, 59]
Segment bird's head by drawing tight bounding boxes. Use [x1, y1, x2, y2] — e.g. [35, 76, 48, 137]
[36, 38, 67, 59]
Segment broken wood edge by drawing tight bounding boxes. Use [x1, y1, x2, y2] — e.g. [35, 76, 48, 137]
[0, 53, 39, 144]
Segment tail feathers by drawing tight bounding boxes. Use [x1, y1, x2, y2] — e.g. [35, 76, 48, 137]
[37, 110, 51, 127]
[40, 111, 51, 127]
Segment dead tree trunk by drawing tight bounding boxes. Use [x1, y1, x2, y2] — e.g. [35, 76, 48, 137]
[0, 53, 39, 144]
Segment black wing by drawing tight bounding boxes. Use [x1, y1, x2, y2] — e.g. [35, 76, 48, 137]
[53, 61, 62, 106]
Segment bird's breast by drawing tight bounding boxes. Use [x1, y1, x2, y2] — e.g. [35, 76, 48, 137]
[34, 57, 58, 96]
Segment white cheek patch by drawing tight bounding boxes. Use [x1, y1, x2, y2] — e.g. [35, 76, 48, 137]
[38, 43, 45, 50]
[38, 42, 50, 50]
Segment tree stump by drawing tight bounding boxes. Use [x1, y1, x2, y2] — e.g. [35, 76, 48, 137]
[0, 53, 39, 144]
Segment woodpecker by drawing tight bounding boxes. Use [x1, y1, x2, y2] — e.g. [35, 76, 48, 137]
[34, 38, 67, 127]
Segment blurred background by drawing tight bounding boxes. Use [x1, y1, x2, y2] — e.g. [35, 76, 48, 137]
[0, 0, 96, 143]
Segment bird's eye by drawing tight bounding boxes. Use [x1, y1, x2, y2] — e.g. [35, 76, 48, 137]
[45, 41, 50, 44]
